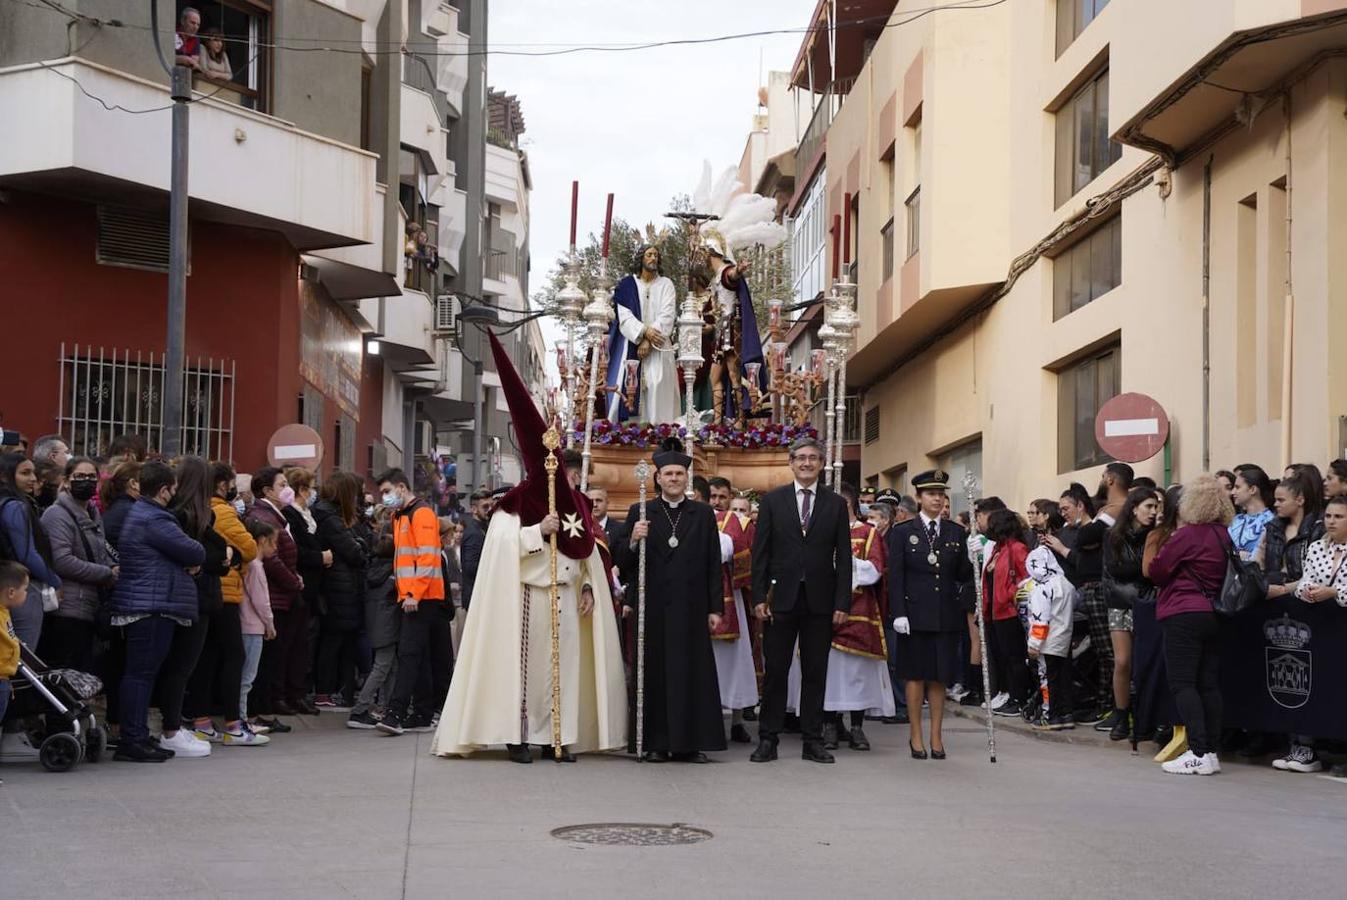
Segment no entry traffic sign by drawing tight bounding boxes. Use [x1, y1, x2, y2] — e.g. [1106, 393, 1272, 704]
[267, 424, 325, 470]
[1095, 393, 1170, 463]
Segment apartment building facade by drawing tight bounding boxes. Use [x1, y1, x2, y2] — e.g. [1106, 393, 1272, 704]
[0, 0, 525, 487]
[817, 0, 1347, 510]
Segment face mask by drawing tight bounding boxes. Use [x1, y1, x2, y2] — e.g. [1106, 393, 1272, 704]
[69, 480, 97, 503]
[277, 486, 296, 507]
[225, 487, 238, 502]
[233, 499, 247, 516]
[382, 491, 403, 509]
[307, 489, 317, 506]
[364, 505, 376, 519]
[38, 483, 58, 506]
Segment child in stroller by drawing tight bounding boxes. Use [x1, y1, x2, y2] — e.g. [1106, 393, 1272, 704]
[2, 642, 106, 772]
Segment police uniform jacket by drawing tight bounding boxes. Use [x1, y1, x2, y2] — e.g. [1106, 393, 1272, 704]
[886, 516, 974, 632]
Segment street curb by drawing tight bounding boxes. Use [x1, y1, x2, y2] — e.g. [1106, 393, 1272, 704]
[949, 705, 1142, 752]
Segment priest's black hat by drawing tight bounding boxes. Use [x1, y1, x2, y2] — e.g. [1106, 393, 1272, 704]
[652, 436, 691, 471]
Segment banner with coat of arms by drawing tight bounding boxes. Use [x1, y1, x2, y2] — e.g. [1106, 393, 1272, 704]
[1220, 597, 1347, 739]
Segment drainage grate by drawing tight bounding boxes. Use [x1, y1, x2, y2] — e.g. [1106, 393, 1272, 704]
[551, 823, 712, 846]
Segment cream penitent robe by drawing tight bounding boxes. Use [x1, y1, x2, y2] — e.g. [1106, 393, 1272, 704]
[431, 511, 628, 756]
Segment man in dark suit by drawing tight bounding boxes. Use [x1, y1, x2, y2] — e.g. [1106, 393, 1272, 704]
[749, 437, 852, 763]
[458, 489, 494, 611]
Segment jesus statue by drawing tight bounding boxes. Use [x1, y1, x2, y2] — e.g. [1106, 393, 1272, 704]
[603, 244, 680, 424]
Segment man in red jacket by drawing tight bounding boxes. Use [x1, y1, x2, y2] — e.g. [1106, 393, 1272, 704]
[376, 468, 452, 736]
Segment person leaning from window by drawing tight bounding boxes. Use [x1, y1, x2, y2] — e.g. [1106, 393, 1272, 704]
[108, 460, 205, 763]
[175, 6, 203, 70]
[196, 27, 232, 82]
[39, 456, 117, 673]
[0, 452, 61, 648]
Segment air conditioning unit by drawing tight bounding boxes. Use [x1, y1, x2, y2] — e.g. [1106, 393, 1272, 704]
[434, 294, 458, 334]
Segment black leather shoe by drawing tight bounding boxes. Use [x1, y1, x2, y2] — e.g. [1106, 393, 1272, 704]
[835, 720, 853, 743]
[959, 692, 984, 708]
[742, 707, 758, 722]
[909, 742, 928, 760]
[551, 747, 577, 763]
[802, 743, 836, 764]
[674, 751, 710, 764]
[822, 722, 839, 750]
[506, 744, 533, 764]
[930, 747, 947, 760]
[730, 724, 753, 744]
[750, 739, 778, 763]
[783, 713, 802, 734]
[848, 726, 871, 751]
[641, 750, 670, 763]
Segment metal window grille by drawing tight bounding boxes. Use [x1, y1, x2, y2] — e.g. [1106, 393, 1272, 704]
[338, 413, 356, 471]
[864, 406, 880, 444]
[58, 343, 235, 461]
[843, 394, 862, 443]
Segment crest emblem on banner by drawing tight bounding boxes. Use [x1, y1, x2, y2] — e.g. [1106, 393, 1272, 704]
[1264, 614, 1312, 710]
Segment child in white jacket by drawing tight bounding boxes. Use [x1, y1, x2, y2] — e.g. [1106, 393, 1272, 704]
[1025, 546, 1078, 729]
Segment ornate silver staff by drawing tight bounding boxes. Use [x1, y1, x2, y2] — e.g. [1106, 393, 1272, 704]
[963, 471, 997, 764]
[634, 457, 651, 760]
[543, 426, 564, 760]
[579, 264, 614, 492]
[555, 253, 587, 449]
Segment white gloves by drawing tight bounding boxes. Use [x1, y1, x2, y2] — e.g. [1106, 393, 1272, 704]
[893, 617, 911, 635]
[966, 534, 982, 555]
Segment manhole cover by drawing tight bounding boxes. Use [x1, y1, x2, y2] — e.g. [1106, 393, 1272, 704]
[551, 823, 712, 846]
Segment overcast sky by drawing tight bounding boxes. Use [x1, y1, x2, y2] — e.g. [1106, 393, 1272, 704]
[488, 0, 808, 314]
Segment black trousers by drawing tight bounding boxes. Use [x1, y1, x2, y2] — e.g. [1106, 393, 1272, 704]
[1044, 653, 1073, 719]
[268, 604, 312, 706]
[155, 615, 210, 732]
[316, 629, 359, 700]
[990, 617, 1030, 704]
[758, 598, 833, 744]
[1162, 612, 1223, 756]
[389, 603, 454, 720]
[185, 604, 244, 722]
[37, 615, 97, 674]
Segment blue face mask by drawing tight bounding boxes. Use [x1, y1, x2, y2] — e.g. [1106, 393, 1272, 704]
[382, 491, 403, 509]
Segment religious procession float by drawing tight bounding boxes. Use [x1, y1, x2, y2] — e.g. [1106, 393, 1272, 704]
[547, 164, 862, 515]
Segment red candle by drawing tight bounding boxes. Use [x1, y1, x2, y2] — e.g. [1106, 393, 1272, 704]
[569, 181, 579, 249]
[601, 193, 615, 258]
[831, 213, 841, 281]
[843, 192, 852, 265]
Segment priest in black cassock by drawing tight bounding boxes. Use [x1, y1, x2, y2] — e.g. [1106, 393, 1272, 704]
[616, 442, 728, 762]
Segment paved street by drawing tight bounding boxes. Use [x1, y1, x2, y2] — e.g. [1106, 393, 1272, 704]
[4, 711, 1346, 899]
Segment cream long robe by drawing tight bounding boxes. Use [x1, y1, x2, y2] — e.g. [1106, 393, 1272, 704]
[612, 273, 679, 424]
[431, 511, 627, 756]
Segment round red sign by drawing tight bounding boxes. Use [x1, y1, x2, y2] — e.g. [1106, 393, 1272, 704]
[1094, 393, 1170, 463]
[267, 424, 325, 470]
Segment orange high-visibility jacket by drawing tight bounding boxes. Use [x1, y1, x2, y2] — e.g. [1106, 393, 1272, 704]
[392, 500, 445, 602]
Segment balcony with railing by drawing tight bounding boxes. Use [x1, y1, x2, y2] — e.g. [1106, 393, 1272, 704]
[795, 78, 854, 177]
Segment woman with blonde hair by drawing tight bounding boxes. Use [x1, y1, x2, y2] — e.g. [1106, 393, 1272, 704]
[1146, 474, 1234, 776]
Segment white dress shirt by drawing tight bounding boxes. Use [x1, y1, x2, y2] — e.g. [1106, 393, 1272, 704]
[794, 480, 820, 523]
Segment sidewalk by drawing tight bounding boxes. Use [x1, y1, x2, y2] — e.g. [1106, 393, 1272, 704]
[950, 702, 1152, 752]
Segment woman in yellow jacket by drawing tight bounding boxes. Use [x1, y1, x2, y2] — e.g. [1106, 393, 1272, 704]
[185, 463, 261, 745]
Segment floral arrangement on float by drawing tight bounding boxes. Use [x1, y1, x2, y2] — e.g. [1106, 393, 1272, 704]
[695, 421, 818, 449]
[568, 419, 816, 450]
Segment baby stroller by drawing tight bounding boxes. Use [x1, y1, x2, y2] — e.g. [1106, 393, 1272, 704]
[2, 643, 106, 771]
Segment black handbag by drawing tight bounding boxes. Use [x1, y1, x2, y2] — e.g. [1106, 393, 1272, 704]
[1213, 538, 1267, 617]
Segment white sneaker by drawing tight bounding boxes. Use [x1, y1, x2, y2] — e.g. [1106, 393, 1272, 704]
[158, 730, 211, 758]
[222, 726, 270, 746]
[192, 723, 224, 744]
[1282, 744, 1321, 773]
[989, 692, 1010, 710]
[1162, 750, 1217, 775]
[0, 731, 41, 762]
[1206, 753, 1222, 774]
[947, 683, 968, 701]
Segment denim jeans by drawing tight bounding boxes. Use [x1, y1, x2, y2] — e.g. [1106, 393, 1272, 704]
[239, 634, 264, 721]
[119, 616, 177, 744]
